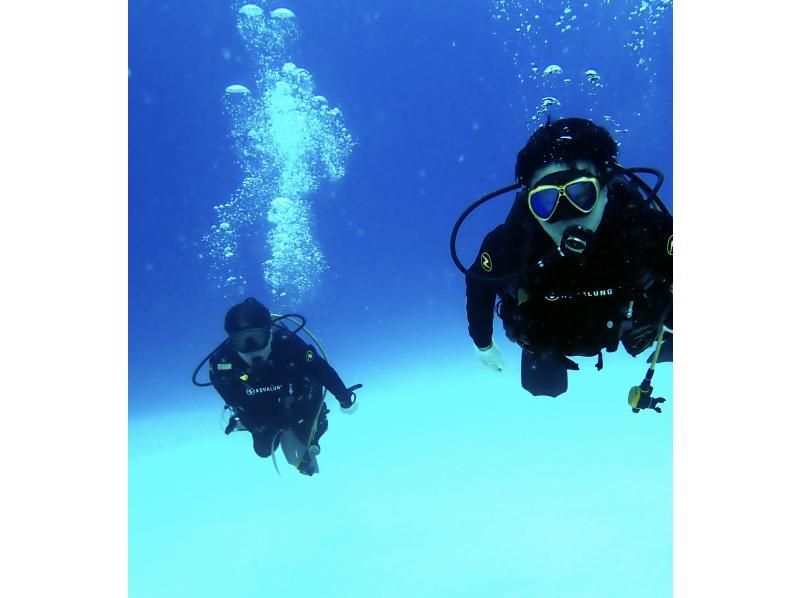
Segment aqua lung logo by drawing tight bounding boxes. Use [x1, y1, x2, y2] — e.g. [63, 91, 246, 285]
[305, 350, 314, 362]
[480, 252, 492, 272]
[544, 288, 615, 302]
[245, 384, 284, 396]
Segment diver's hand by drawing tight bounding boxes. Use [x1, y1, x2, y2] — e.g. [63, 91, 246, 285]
[340, 402, 359, 415]
[475, 341, 504, 373]
[224, 417, 247, 435]
[338, 384, 362, 413]
[338, 394, 355, 409]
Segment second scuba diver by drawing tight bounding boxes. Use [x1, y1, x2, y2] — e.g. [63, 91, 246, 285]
[201, 297, 362, 475]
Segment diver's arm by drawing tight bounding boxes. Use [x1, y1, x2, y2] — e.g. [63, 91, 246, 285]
[640, 206, 673, 290]
[644, 208, 673, 329]
[208, 354, 247, 410]
[637, 207, 673, 363]
[465, 227, 512, 349]
[294, 342, 352, 408]
[466, 279, 497, 349]
[210, 370, 250, 432]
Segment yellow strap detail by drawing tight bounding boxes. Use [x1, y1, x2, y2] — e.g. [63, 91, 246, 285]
[648, 326, 666, 376]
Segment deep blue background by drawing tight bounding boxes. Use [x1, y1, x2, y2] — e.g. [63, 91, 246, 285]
[129, 0, 672, 414]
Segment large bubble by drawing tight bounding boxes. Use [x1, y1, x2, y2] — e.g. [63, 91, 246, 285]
[205, 3, 355, 308]
[225, 84, 251, 95]
[270, 8, 296, 19]
[542, 64, 563, 76]
[238, 4, 263, 17]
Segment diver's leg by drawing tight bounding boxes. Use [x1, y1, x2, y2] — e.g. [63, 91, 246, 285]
[287, 384, 327, 476]
[624, 318, 673, 364]
[520, 347, 572, 397]
[293, 383, 328, 448]
[280, 428, 319, 475]
[250, 423, 283, 458]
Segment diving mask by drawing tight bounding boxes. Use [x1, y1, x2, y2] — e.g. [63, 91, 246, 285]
[527, 173, 601, 222]
[230, 327, 271, 353]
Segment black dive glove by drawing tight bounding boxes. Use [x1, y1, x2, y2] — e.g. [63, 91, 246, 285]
[337, 384, 363, 410]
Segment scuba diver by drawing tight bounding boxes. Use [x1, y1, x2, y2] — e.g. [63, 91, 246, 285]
[451, 117, 672, 410]
[194, 297, 362, 476]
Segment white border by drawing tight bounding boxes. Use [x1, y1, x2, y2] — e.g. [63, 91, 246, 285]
[0, 3, 128, 595]
[675, 2, 800, 595]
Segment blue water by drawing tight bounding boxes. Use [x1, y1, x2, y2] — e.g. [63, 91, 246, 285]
[130, 1, 672, 596]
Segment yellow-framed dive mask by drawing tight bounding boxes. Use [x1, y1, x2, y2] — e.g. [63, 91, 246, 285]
[527, 175, 601, 222]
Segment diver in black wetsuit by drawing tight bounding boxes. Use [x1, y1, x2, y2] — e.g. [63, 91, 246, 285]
[461, 117, 672, 407]
[207, 298, 361, 475]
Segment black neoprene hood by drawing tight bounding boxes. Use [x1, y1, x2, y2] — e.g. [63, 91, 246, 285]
[515, 117, 619, 185]
[224, 297, 272, 335]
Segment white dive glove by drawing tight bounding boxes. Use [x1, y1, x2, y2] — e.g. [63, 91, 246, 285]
[475, 340, 505, 372]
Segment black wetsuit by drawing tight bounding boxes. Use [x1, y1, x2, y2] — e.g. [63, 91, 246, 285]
[466, 180, 673, 397]
[209, 327, 351, 458]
